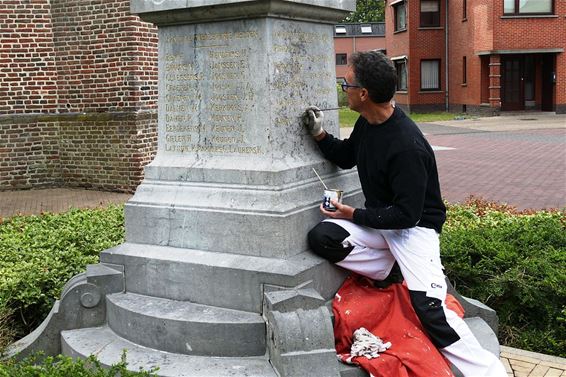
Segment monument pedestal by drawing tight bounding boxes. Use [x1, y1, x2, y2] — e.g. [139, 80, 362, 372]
[55, 1, 363, 376]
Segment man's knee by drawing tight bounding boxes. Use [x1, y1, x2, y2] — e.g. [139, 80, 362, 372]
[409, 291, 460, 348]
[308, 221, 353, 263]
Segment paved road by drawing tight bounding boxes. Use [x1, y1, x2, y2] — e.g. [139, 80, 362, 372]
[344, 112, 566, 211]
[423, 124, 565, 211]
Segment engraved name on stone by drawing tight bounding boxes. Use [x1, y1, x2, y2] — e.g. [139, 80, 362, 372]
[271, 27, 335, 128]
[163, 31, 261, 155]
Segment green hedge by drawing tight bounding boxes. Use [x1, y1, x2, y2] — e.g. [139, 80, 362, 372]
[0, 206, 124, 339]
[0, 200, 564, 361]
[0, 353, 156, 376]
[441, 198, 566, 357]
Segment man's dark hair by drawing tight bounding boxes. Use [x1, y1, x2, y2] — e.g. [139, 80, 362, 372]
[349, 51, 397, 103]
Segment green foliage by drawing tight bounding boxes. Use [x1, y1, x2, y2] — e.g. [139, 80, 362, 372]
[337, 83, 348, 108]
[1, 200, 565, 359]
[338, 107, 359, 128]
[343, 0, 385, 23]
[0, 307, 15, 354]
[441, 198, 566, 357]
[408, 112, 464, 123]
[0, 206, 125, 338]
[338, 107, 466, 128]
[0, 352, 157, 377]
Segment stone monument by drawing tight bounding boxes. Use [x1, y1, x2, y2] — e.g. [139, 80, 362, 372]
[8, 1, 501, 376]
[9, 1, 366, 376]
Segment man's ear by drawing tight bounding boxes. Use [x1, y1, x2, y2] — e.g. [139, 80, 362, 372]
[359, 88, 369, 102]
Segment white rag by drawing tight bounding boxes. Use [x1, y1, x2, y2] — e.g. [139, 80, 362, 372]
[350, 327, 392, 360]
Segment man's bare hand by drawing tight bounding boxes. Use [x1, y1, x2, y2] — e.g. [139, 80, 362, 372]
[320, 200, 355, 220]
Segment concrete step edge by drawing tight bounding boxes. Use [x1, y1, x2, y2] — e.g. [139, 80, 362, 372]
[106, 292, 266, 356]
[61, 325, 278, 377]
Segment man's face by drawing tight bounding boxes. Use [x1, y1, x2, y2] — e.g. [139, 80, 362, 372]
[344, 67, 362, 112]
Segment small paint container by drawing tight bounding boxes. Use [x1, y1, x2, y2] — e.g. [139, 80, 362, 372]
[322, 189, 343, 211]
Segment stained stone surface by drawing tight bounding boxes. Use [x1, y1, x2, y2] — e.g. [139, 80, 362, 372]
[125, 12, 364, 256]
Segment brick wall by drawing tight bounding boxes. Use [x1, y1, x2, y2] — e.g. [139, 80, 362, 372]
[448, 0, 566, 113]
[0, 0, 158, 192]
[386, 0, 447, 112]
[385, 0, 410, 107]
[408, 0, 446, 109]
[0, 0, 58, 113]
[335, 36, 386, 78]
[50, 0, 157, 113]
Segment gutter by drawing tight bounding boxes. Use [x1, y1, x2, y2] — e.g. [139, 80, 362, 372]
[445, 0, 449, 111]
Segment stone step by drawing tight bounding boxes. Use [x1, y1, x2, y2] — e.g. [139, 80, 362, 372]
[100, 242, 347, 313]
[61, 326, 278, 377]
[106, 292, 265, 356]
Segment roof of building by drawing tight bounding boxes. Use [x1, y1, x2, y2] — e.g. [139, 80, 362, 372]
[334, 23, 385, 37]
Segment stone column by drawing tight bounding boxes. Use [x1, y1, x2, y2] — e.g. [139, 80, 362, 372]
[102, 1, 360, 376]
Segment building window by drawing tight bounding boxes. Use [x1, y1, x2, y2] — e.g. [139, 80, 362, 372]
[463, 0, 467, 19]
[504, 0, 553, 14]
[421, 60, 440, 90]
[462, 56, 467, 84]
[336, 53, 347, 66]
[395, 60, 408, 91]
[420, 0, 440, 27]
[393, 1, 407, 31]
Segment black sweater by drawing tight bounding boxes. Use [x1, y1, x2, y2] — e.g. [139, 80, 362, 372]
[317, 106, 446, 233]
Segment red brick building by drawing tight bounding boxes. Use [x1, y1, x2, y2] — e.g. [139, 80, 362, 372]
[386, 0, 565, 114]
[0, 0, 158, 192]
[334, 23, 387, 79]
[336, 0, 565, 114]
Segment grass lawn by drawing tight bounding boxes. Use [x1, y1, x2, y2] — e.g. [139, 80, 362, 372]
[339, 107, 465, 127]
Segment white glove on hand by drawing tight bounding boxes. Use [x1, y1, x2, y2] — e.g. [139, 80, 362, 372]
[302, 105, 324, 137]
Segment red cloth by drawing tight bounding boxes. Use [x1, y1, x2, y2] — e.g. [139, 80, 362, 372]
[333, 275, 464, 377]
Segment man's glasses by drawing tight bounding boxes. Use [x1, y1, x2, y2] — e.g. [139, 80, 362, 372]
[341, 80, 361, 92]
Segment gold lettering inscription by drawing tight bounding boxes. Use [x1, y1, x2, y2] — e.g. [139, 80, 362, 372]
[166, 134, 192, 143]
[210, 114, 242, 123]
[208, 50, 249, 59]
[166, 31, 259, 44]
[211, 124, 244, 133]
[273, 31, 331, 43]
[165, 113, 191, 123]
[166, 124, 202, 133]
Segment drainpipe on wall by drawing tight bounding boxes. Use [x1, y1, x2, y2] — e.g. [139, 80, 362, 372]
[353, 34, 356, 54]
[445, 0, 449, 111]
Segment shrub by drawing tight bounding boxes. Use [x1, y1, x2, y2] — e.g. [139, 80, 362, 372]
[441, 197, 566, 357]
[337, 83, 348, 107]
[0, 352, 157, 376]
[0, 206, 124, 339]
[0, 307, 15, 354]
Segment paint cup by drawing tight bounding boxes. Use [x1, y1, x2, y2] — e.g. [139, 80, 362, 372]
[322, 189, 343, 212]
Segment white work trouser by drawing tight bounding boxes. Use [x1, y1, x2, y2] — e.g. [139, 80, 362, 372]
[324, 219, 507, 377]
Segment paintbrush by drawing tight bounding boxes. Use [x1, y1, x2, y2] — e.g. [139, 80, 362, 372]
[312, 168, 328, 190]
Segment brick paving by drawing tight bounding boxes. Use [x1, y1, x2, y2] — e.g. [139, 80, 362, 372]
[0, 188, 132, 218]
[501, 346, 566, 377]
[426, 127, 566, 210]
